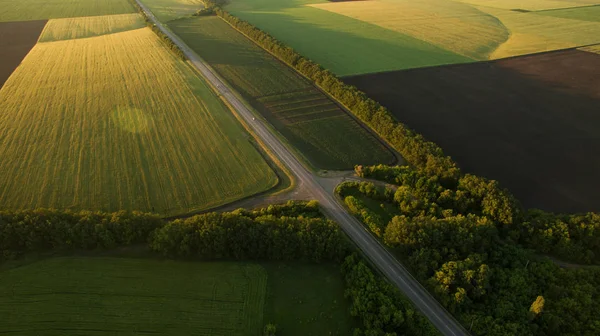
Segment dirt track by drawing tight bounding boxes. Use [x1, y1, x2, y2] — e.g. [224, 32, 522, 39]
[0, 20, 47, 89]
[344, 49, 600, 213]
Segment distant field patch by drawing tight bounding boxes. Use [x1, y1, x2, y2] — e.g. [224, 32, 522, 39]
[225, 0, 471, 76]
[0, 20, 46, 89]
[0, 258, 266, 335]
[39, 13, 145, 42]
[309, 0, 509, 60]
[480, 7, 600, 58]
[0, 0, 135, 22]
[536, 5, 600, 22]
[580, 44, 600, 54]
[0, 28, 277, 215]
[344, 49, 600, 213]
[141, 0, 204, 22]
[170, 16, 394, 169]
[453, 0, 599, 11]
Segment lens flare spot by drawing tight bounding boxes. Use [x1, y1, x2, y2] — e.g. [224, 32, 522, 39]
[111, 107, 152, 133]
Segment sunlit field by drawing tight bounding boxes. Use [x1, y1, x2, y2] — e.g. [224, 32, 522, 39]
[0, 28, 277, 215]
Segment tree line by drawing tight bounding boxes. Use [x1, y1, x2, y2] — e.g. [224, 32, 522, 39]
[0, 201, 340, 262]
[336, 175, 600, 335]
[151, 211, 349, 262]
[354, 164, 599, 264]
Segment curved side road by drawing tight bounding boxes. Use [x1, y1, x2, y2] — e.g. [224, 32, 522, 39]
[135, 2, 470, 335]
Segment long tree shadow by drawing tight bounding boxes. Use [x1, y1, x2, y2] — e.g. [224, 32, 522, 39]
[226, 5, 472, 76]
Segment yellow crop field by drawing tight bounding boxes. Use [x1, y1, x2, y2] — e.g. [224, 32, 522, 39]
[309, 0, 509, 60]
[39, 13, 145, 42]
[579, 44, 600, 54]
[141, 0, 205, 22]
[479, 7, 600, 58]
[452, 0, 598, 11]
[0, 28, 277, 215]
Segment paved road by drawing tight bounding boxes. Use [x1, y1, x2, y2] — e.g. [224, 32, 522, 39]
[136, 2, 470, 335]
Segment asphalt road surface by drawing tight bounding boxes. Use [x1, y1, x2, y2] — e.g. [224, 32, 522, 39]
[135, 2, 470, 335]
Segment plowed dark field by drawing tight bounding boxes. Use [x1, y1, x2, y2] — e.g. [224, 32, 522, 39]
[345, 49, 600, 213]
[0, 20, 47, 89]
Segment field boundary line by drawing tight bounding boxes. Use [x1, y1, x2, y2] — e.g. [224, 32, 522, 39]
[533, 3, 600, 13]
[343, 42, 600, 79]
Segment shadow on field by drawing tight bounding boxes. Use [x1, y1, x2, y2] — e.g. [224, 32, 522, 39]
[344, 49, 600, 213]
[226, 8, 470, 76]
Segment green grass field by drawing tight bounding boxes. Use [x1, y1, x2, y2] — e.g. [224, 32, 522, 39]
[0, 27, 277, 215]
[225, 0, 470, 76]
[0, 257, 355, 335]
[0, 0, 135, 22]
[262, 263, 356, 335]
[0, 257, 267, 335]
[39, 13, 145, 42]
[169, 16, 395, 169]
[141, 0, 204, 22]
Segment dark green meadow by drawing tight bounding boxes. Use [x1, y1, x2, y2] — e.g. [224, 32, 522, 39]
[0, 257, 354, 336]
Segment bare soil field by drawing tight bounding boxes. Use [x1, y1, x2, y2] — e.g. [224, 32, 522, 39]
[0, 20, 46, 88]
[345, 49, 600, 213]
